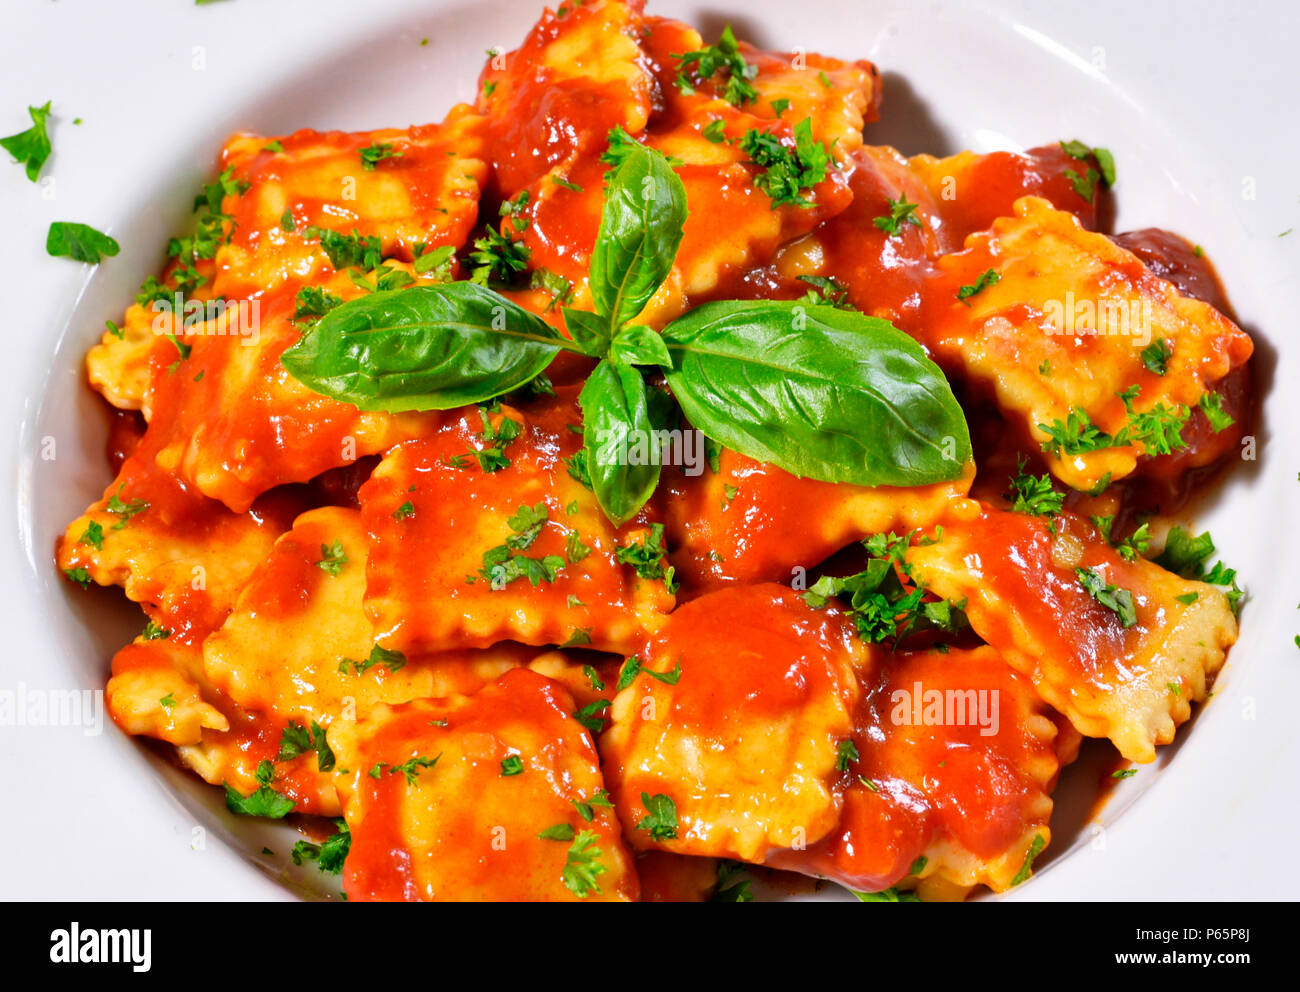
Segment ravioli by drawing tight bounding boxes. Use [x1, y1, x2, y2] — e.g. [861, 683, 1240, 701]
[476, 0, 654, 195]
[600, 584, 866, 862]
[142, 285, 443, 512]
[359, 389, 675, 656]
[215, 112, 487, 301]
[903, 502, 1238, 762]
[771, 646, 1075, 895]
[493, 7, 873, 329]
[56, 454, 300, 639]
[663, 448, 972, 595]
[106, 636, 229, 747]
[203, 505, 553, 727]
[920, 196, 1253, 491]
[329, 668, 639, 901]
[105, 635, 339, 815]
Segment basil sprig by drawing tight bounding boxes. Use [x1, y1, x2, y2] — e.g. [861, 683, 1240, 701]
[281, 128, 972, 524]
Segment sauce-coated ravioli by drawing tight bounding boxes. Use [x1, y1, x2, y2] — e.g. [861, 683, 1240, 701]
[600, 584, 867, 862]
[330, 669, 639, 901]
[57, 0, 1253, 901]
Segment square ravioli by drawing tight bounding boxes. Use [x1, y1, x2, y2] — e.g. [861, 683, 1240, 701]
[143, 286, 443, 512]
[106, 635, 341, 816]
[904, 502, 1238, 762]
[202, 504, 566, 728]
[921, 196, 1253, 491]
[214, 110, 487, 301]
[599, 584, 867, 863]
[329, 668, 639, 901]
[359, 389, 675, 655]
[475, 0, 655, 195]
[56, 453, 301, 639]
[771, 646, 1075, 895]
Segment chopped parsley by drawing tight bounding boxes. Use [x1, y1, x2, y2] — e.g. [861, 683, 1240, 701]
[1010, 833, 1047, 886]
[500, 754, 524, 776]
[499, 189, 531, 232]
[46, 222, 120, 264]
[465, 409, 522, 472]
[1, 101, 53, 181]
[1059, 140, 1116, 194]
[615, 523, 677, 592]
[105, 486, 148, 530]
[796, 274, 853, 309]
[1038, 407, 1119, 458]
[1007, 456, 1064, 518]
[854, 887, 921, 902]
[316, 540, 348, 576]
[1198, 391, 1235, 432]
[571, 788, 615, 822]
[305, 226, 383, 272]
[1155, 526, 1243, 614]
[835, 739, 859, 772]
[740, 117, 831, 209]
[340, 644, 408, 676]
[142, 620, 170, 641]
[574, 698, 611, 734]
[277, 719, 335, 772]
[714, 860, 754, 902]
[389, 753, 440, 785]
[224, 761, 295, 819]
[616, 654, 683, 691]
[1140, 338, 1173, 376]
[480, 503, 566, 588]
[467, 226, 531, 286]
[78, 520, 105, 550]
[634, 792, 678, 841]
[560, 829, 607, 898]
[359, 142, 402, 171]
[672, 25, 758, 106]
[956, 268, 1000, 302]
[804, 531, 967, 645]
[1076, 566, 1137, 627]
[872, 195, 922, 237]
[292, 285, 344, 322]
[1117, 385, 1190, 455]
[291, 819, 350, 875]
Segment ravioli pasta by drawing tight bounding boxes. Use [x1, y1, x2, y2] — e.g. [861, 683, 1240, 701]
[57, 0, 1252, 901]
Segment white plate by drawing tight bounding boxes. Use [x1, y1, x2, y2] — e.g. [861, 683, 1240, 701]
[2, 0, 1297, 901]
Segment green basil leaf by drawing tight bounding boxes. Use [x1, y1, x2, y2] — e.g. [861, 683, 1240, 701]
[562, 306, 612, 357]
[281, 282, 564, 412]
[660, 301, 971, 487]
[46, 221, 120, 264]
[579, 359, 661, 526]
[610, 324, 671, 368]
[588, 143, 687, 330]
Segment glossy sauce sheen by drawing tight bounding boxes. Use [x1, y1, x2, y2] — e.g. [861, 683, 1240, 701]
[59, 0, 1254, 900]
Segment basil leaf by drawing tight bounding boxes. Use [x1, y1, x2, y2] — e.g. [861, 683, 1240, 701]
[562, 306, 612, 357]
[579, 359, 661, 526]
[588, 143, 687, 330]
[660, 301, 971, 487]
[281, 282, 565, 412]
[46, 222, 120, 264]
[610, 324, 671, 368]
